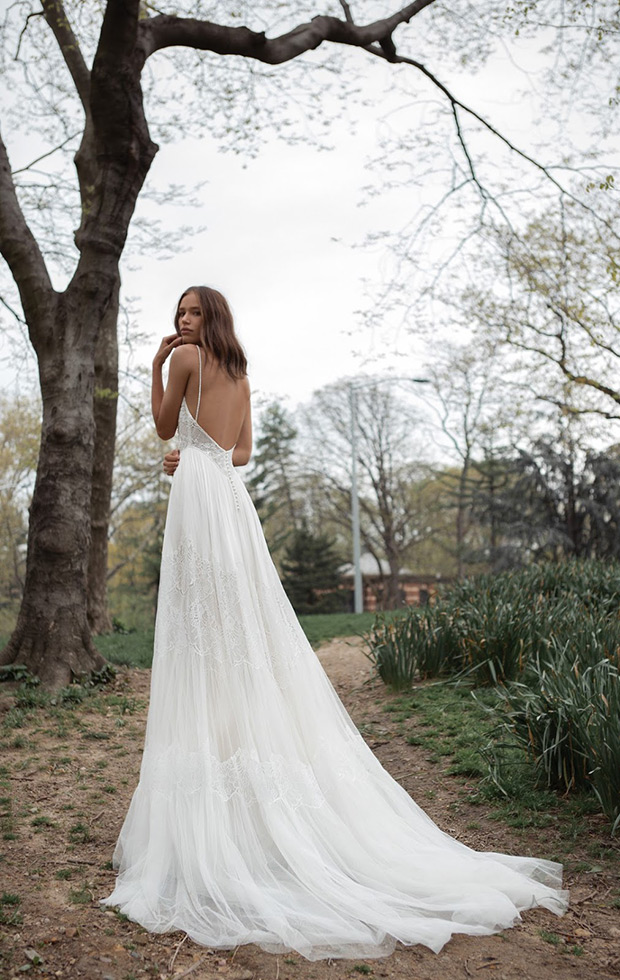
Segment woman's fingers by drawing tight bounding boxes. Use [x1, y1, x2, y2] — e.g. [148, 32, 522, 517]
[163, 449, 180, 476]
[154, 334, 182, 366]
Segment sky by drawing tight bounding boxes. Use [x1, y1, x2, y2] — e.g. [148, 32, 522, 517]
[1, 2, 614, 420]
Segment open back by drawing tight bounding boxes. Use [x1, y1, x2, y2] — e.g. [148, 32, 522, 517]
[184, 346, 249, 451]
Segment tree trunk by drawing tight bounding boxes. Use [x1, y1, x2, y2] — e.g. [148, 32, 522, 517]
[456, 461, 470, 579]
[87, 274, 120, 633]
[0, 298, 106, 688]
[384, 553, 403, 609]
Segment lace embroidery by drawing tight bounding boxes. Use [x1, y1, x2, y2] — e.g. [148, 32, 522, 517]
[141, 746, 326, 810]
[157, 538, 307, 670]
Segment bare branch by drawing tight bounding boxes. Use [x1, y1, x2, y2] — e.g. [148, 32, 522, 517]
[11, 132, 81, 176]
[0, 129, 55, 334]
[40, 0, 90, 111]
[364, 46, 574, 201]
[140, 1, 438, 62]
[14, 10, 43, 60]
[338, 1, 354, 25]
[0, 293, 26, 325]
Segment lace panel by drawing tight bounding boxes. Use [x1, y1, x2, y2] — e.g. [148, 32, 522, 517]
[157, 538, 308, 670]
[141, 746, 326, 810]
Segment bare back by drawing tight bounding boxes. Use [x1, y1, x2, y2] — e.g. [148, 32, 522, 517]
[184, 347, 249, 451]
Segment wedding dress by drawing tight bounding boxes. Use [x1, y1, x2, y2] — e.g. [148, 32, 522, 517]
[101, 353, 568, 960]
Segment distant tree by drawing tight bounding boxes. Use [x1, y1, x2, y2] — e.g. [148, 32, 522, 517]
[301, 378, 431, 608]
[473, 436, 620, 566]
[0, 396, 40, 629]
[247, 402, 300, 561]
[467, 203, 620, 419]
[281, 525, 345, 615]
[106, 393, 172, 625]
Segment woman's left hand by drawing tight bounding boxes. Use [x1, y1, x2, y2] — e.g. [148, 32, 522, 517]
[163, 449, 180, 476]
[153, 333, 182, 368]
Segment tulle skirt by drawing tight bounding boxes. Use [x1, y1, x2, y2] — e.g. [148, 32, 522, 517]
[101, 442, 568, 959]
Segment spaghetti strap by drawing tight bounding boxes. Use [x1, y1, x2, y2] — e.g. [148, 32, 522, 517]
[195, 345, 202, 419]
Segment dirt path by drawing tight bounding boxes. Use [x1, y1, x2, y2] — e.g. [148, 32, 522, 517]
[1, 638, 619, 980]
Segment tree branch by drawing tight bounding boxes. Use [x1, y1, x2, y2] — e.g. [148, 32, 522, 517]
[11, 132, 81, 176]
[0, 130, 55, 336]
[40, 0, 91, 111]
[139, 1, 438, 63]
[363, 46, 574, 201]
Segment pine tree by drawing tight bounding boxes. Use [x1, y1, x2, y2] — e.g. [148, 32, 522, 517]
[281, 526, 346, 615]
[248, 402, 299, 557]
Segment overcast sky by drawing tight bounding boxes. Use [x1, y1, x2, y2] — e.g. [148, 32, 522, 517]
[1, 5, 614, 419]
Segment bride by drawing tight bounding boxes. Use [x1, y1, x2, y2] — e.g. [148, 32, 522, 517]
[100, 285, 568, 961]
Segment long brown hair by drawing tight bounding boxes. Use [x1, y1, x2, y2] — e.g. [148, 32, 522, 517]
[174, 285, 247, 380]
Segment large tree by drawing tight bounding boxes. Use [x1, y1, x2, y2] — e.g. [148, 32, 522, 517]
[0, 0, 441, 685]
[0, 0, 610, 685]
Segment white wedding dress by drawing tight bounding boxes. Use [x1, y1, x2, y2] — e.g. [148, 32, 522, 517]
[101, 359, 568, 960]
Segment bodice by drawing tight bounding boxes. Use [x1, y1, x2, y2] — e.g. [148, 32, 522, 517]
[178, 400, 234, 465]
[177, 400, 240, 508]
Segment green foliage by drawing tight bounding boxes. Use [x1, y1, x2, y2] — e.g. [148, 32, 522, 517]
[495, 649, 620, 831]
[0, 395, 41, 628]
[281, 525, 346, 614]
[94, 630, 155, 668]
[365, 559, 620, 830]
[0, 892, 22, 926]
[366, 559, 620, 687]
[0, 664, 35, 684]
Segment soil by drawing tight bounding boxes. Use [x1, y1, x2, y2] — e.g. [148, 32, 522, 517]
[1, 636, 619, 980]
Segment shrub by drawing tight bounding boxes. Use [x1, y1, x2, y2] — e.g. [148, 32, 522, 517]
[497, 649, 620, 832]
[364, 559, 620, 829]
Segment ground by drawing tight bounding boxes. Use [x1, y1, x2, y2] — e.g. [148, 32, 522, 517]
[0, 637, 619, 980]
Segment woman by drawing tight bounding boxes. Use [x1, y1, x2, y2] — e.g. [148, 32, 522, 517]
[101, 285, 568, 961]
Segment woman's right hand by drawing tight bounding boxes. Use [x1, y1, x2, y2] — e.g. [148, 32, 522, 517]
[153, 333, 182, 368]
[163, 449, 180, 476]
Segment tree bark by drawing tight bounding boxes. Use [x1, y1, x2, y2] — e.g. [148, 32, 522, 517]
[0, 0, 156, 684]
[0, 294, 107, 687]
[87, 274, 120, 633]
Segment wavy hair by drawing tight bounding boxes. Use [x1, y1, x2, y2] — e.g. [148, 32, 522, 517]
[174, 286, 247, 380]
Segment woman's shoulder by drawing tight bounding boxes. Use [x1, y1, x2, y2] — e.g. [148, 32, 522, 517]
[169, 343, 201, 378]
[172, 343, 200, 366]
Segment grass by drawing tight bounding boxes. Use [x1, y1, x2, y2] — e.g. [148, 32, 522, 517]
[69, 821, 93, 844]
[91, 610, 399, 669]
[0, 892, 22, 926]
[69, 884, 92, 905]
[94, 630, 155, 669]
[382, 680, 613, 857]
[297, 611, 403, 649]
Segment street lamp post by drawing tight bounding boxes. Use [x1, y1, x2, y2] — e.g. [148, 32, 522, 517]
[349, 385, 363, 615]
[349, 377, 429, 615]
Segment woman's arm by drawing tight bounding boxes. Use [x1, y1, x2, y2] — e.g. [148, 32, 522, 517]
[232, 390, 252, 467]
[152, 337, 195, 440]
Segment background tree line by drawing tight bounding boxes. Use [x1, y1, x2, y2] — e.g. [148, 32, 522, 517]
[0, 0, 618, 681]
[2, 341, 619, 631]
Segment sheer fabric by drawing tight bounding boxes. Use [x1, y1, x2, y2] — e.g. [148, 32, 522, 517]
[100, 390, 568, 960]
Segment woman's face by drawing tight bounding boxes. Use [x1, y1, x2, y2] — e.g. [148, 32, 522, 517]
[177, 291, 203, 344]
